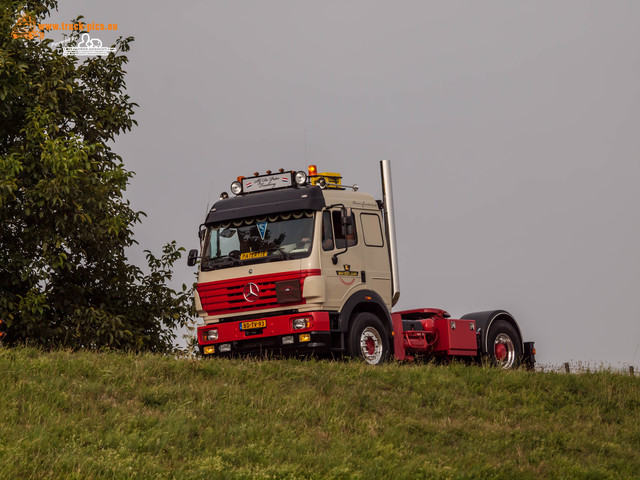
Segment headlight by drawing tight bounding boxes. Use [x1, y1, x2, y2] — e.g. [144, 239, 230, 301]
[294, 171, 307, 186]
[230, 181, 242, 195]
[292, 317, 312, 330]
[203, 329, 218, 341]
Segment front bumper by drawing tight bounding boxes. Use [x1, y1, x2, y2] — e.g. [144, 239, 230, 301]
[198, 311, 331, 356]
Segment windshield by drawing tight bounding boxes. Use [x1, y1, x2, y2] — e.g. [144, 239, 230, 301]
[201, 210, 315, 271]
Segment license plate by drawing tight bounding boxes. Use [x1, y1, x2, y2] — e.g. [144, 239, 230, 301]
[240, 320, 266, 331]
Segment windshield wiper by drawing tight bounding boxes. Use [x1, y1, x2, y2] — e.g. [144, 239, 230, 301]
[202, 256, 239, 270]
[267, 247, 291, 260]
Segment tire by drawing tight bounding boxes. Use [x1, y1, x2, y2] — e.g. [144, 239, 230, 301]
[347, 312, 390, 365]
[486, 319, 522, 369]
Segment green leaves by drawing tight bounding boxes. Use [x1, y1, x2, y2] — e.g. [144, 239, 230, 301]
[0, 0, 193, 352]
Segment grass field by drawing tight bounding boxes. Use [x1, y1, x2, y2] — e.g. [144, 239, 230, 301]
[1, 347, 639, 479]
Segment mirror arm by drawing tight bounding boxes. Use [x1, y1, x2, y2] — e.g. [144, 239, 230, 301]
[331, 246, 348, 265]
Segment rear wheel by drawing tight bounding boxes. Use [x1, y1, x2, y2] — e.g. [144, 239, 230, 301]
[347, 312, 390, 365]
[487, 320, 522, 369]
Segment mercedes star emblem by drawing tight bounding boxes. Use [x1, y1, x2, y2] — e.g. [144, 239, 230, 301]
[243, 282, 260, 302]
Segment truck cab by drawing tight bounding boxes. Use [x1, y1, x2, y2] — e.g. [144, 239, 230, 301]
[191, 166, 396, 363]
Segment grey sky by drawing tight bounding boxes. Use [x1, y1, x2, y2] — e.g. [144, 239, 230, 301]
[50, 1, 640, 366]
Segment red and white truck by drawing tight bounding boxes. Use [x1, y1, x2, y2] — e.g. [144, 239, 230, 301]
[188, 161, 535, 368]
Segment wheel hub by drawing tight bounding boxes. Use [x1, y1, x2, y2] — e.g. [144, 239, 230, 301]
[494, 333, 516, 369]
[365, 337, 376, 355]
[360, 326, 383, 364]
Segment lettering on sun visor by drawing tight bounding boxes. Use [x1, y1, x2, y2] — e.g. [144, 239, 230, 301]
[240, 251, 268, 260]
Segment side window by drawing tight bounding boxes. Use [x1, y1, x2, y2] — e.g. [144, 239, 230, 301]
[332, 210, 357, 249]
[322, 211, 334, 251]
[361, 213, 384, 247]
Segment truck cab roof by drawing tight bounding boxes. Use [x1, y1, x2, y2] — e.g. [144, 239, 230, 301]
[205, 185, 379, 226]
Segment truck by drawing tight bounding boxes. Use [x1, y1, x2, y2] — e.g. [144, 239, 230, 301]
[187, 160, 535, 368]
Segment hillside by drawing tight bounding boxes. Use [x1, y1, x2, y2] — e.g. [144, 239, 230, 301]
[1, 347, 639, 479]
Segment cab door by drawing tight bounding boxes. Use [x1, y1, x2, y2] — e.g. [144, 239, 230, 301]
[319, 208, 365, 310]
[358, 211, 392, 307]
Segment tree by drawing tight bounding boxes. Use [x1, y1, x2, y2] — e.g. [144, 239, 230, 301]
[0, 1, 194, 351]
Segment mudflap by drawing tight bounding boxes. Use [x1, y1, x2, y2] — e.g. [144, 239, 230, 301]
[523, 341, 536, 370]
[392, 313, 406, 361]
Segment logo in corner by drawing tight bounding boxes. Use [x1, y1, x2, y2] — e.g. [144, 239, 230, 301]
[243, 283, 260, 302]
[12, 14, 44, 40]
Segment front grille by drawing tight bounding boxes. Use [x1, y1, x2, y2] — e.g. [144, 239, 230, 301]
[219, 309, 299, 324]
[197, 269, 320, 316]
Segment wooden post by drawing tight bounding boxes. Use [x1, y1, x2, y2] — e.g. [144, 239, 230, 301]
[630, 366, 635, 377]
[564, 362, 570, 374]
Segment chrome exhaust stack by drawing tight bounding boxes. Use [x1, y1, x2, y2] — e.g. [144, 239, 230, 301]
[380, 159, 400, 306]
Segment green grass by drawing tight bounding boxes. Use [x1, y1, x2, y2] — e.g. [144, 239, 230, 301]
[1, 347, 639, 479]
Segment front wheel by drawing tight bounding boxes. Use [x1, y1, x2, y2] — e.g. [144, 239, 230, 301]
[347, 312, 390, 365]
[486, 320, 522, 369]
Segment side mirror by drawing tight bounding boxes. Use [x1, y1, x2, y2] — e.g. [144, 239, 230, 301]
[332, 207, 354, 265]
[341, 207, 354, 236]
[187, 249, 199, 267]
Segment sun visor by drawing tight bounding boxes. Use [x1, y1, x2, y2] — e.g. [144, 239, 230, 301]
[205, 186, 326, 225]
